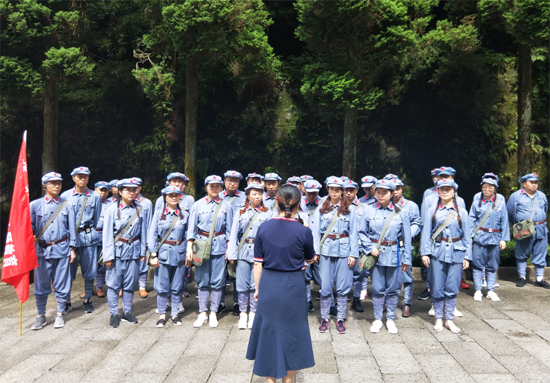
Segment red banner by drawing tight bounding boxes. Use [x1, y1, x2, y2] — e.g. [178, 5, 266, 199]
[1, 131, 38, 303]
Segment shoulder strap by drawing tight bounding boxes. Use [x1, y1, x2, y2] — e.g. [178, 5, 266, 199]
[158, 215, 179, 248]
[238, 211, 260, 254]
[228, 194, 238, 206]
[308, 204, 319, 217]
[36, 200, 68, 239]
[472, 201, 500, 237]
[357, 202, 363, 209]
[530, 195, 537, 221]
[375, 210, 400, 250]
[76, 195, 89, 228]
[430, 210, 457, 243]
[205, 201, 223, 257]
[114, 205, 143, 243]
[320, 210, 340, 248]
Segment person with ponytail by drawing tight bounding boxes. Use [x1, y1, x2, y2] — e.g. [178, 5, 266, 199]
[359, 179, 412, 334]
[246, 184, 315, 382]
[186, 175, 234, 328]
[148, 186, 189, 327]
[468, 175, 509, 302]
[311, 176, 358, 335]
[102, 179, 147, 328]
[227, 182, 272, 329]
[420, 179, 471, 334]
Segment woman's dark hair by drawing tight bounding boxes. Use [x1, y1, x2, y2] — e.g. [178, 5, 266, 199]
[239, 189, 269, 215]
[478, 190, 497, 210]
[320, 187, 351, 215]
[160, 194, 184, 220]
[276, 184, 301, 218]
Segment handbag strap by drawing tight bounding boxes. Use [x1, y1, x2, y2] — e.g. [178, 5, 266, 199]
[36, 200, 68, 239]
[431, 210, 457, 243]
[515, 192, 537, 222]
[238, 211, 260, 254]
[472, 200, 500, 237]
[114, 205, 143, 243]
[308, 204, 319, 217]
[76, 195, 89, 229]
[205, 201, 223, 256]
[158, 215, 179, 249]
[375, 210, 399, 250]
[320, 210, 341, 248]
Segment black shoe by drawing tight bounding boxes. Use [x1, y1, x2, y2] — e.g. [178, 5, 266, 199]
[110, 315, 120, 328]
[64, 301, 72, 314]
[121, 312, 138, 324]
[352, 297, 364, 313]
[171, 316, 182, 326]
[308, 301, 315, 313]
[83, 299, 94, 314]
[516, 277, 526, 287]
[534, 280, 550, 289]
[218, 303, 227, 315]
[336, 319, 347, 334]
[418, 288, 430, 300]
[156, 318, 165, 328]
[233, 303, 240, 316]
[329, 305, 338, 318]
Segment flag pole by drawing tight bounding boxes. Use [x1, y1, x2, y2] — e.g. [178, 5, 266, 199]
[19, 301, 22, 336]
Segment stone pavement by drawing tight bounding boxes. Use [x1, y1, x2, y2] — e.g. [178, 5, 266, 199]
[1, 273, 550, 383]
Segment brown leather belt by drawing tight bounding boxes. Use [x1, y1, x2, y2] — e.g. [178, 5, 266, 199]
[45, 237, 68, 247]
[119, 236, 140, 244]
[534, 220, 546, 225]
[95, 228, 102, 232]
[326, 234, 349, 239]
[371, 239, 397, 246]
[198, 230, 224, 237]
[479, 228, 501, 233]
[243, 238, 255, 244]
[164, 239, 183, 246]
[78, 227, 94, 233]
[441, 237, 461, 243]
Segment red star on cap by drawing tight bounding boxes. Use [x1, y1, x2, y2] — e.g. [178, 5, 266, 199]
[443, 179, 447, 182]
[80, 167, 83, 170]
[381, 180, 385, 183]
[232, 172, 235, 175]
[533, 173, 537, 176]
[130, 180, 133, 183]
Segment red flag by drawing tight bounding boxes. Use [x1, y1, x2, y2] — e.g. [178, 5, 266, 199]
[1, 131, 38, 303]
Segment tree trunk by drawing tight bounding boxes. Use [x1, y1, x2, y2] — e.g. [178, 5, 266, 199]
[342, 106, 357, 180]
[42, 74, 59, 174]
[517, 43, 532, 180]
[185, 60, 199, 198]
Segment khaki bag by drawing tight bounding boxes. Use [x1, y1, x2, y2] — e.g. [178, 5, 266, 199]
[513, 195, 536, 240]
[192, 202, 223, 266]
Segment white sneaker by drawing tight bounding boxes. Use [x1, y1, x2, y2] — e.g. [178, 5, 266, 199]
[386, 320, 398, 334]
[370, 320, 383, 333]
[494, 282, 500, 287]
[454, 308, 463, 317]
[178, 303, 185, 314]
[53, 314, 65, 329]
[481, 279, 487, 288]
[360, 289, 367, 301]
[248, 312, 255, 329]
[238, 313, 247, 329]
[193, 313, 208, 328]
[428, 306, 435, 317]
[486, 291, 501, 302]
[155, 308, 159, 314]
[209, 313, 218, 328]
[474, 290, 483, 301]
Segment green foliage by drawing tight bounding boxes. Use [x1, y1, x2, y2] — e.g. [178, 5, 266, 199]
[0, 56, 42, 94]
[42, 47, 95, 79]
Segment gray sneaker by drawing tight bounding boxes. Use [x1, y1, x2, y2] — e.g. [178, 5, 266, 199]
[53, 314, 65, 329]
[31, 315, 47, 330]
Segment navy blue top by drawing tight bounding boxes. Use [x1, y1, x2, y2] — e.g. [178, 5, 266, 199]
[254, 217, 315, 271]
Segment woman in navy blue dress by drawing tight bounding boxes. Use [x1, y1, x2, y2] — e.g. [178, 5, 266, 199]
[246, 185, 316, 383]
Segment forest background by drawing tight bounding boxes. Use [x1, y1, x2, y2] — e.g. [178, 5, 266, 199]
[1, 0, 549, 254]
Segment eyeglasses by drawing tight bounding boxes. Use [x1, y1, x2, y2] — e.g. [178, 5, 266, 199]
[482, 186, 495, 190]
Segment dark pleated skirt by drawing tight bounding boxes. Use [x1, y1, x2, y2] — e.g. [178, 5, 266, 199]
[246, 268, 315, 379]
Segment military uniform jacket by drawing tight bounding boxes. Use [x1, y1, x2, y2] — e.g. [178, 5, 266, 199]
[187, 196, 234, 255]
[61, 187, 102, 247]
[311, 202, 359, 259]
[147, 208, 189, 266]
[468, 193, 510, 245]
[506, 189, 548, 240]
[395, 197, 422, 238]
[102, 201, 147, 261]
[227, 206, 272, 263]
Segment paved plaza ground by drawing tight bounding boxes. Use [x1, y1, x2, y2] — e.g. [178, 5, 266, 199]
[1, 271, 550, 383]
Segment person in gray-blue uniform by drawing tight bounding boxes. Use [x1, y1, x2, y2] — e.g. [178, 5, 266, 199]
[469, 175, 509, 302]
[103, 178, 147, 328]
[359, 179, 412, 335]
[154, 172, 195, 213]
[130, 177, 154, 299]
[228, 182, 272, 329]
[263, 172, 281, 211]
[92, 181, 112, 299]
[300, 175, 314, 195]
[61, 166, 102, 314]
[220, 170, 246, 211]
[246, 172, 264, 186]
[420, 179, 471, 334]
[389, 178, 422, 318]
[422, 169, 440, 203]
[30, 172, 77, 330]
[421, 167, 466, 219]
[343, 180, 367, 313]
[148, 185, 189, 327]
[507, 172, 549, 289]
[286, 175, 302, 189]
[359, 176, 377, 204]
[187, 175, 234, 328]
[300, 180, 323, 313]
[109, 179, 119, 202]
[312, 176, 358, 335]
